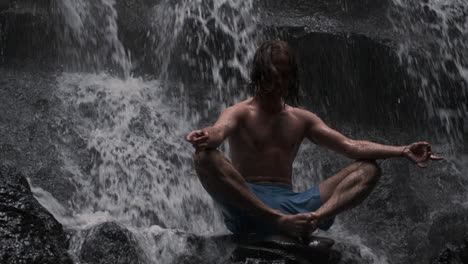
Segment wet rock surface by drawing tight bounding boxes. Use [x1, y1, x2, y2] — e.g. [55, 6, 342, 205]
[0, 68, 77, 204]
[80, 221, 146, 264]
[259, 0, 395, 43]
[0, 165, 72, 264]
[230, 233, 385, 264]
[427, 211, 468, 263]
[282, 30, 418, 128]
[231, 234, 340, 264]
[432, 236, 468, 264]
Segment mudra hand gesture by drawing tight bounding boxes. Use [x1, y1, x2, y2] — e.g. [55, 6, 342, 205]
[402, 142, 444, 168]
[186, 130, 209, 150]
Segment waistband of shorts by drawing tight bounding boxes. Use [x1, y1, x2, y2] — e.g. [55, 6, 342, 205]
[247, 183, 292, 190]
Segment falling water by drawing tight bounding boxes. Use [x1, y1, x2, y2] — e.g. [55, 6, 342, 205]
[54, 0, 132, 76]
[35, 0, 262, 263]
[150, 0, 259, 85]
[51, 0, 261, 227]
[376, 1, 468, 262]
[388, 0, 468, 208]
[389, 0, 468, 142]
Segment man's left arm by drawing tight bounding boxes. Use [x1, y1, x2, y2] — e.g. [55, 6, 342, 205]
[303, 111, 443, 167]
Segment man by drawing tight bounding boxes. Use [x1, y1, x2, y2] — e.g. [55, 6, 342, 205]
[186, 40, 443, 239]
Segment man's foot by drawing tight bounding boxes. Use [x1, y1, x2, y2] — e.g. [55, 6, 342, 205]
[273, 212, 316, 238]
[308, 212, 320, 231]
[297, 212, 322, 242]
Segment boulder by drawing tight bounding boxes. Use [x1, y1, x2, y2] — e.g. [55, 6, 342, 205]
[80, 221, 146, 264]
[231, 234, 340, 264]
[0, 165, 72, 264]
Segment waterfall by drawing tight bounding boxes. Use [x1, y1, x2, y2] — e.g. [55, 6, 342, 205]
[389, 0, 468, 142]
[13, 0, 467, 263]
[54, 0, 132, 76]
[40, 0, 262, 263]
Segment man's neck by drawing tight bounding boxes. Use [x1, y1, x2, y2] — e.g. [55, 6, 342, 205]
[253, 95, 286, 113]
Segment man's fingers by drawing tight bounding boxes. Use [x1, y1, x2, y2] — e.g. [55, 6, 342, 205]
[430, 155, 444, 160]
[192, 135, 208, 143]
[415, 156, 426, 163]
[189, 134, 208, 145]
[416, 162, 428, 168]
[186, 130, 206, 142]
[187, 134, 198, 142]
[408, 153, 420, 163]
[406, 142, 443, 168]
[186, 133, 197, 142]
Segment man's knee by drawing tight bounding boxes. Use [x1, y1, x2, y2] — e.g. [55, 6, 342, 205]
[192, 149, 221, 170]
[356, 160, 382, 184]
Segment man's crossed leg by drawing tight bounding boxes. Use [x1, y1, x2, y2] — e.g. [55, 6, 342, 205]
[193, 149, 381, 237]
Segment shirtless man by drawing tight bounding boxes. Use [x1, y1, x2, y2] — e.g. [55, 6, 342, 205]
[186, 40, 443, 238]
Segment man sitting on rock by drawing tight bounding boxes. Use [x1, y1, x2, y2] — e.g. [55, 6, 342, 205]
[186, 40, 443, 239]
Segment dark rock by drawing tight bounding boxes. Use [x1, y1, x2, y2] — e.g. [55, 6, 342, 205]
[0, 165, 72, 264]
[231, 234, 340, 264]
[232, 245, 308, 263]
[431, 236, 468, 264]
[332, 241, 377, 264]
[0, 0, 10, 12]
[259, 0, 395, 43]
[163, 232, 236, 264]
[428, 210, 468, 252]
[284, 31, 418, 128]
[80, 221, 146, 264]
[0, 0, 56, 65]
[428, 212, 468, 261]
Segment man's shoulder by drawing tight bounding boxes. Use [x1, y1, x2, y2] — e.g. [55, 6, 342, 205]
[226, 98, 253, 112]
[221, 99, 252, 119]
[290, 106, 320, 122]
[230, 98, 252, 107]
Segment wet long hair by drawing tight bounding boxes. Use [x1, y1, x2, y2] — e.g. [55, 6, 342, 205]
[248, 40, 301, 106]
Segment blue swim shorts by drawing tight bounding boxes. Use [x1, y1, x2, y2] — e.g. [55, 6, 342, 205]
[218, 183, 334, 235]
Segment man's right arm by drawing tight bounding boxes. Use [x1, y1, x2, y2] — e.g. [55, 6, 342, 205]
[186, 105, 243, 150]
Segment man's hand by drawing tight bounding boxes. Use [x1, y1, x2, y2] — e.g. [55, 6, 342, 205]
[402, 142, 444, 168]
[186, 130, 209, 150]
